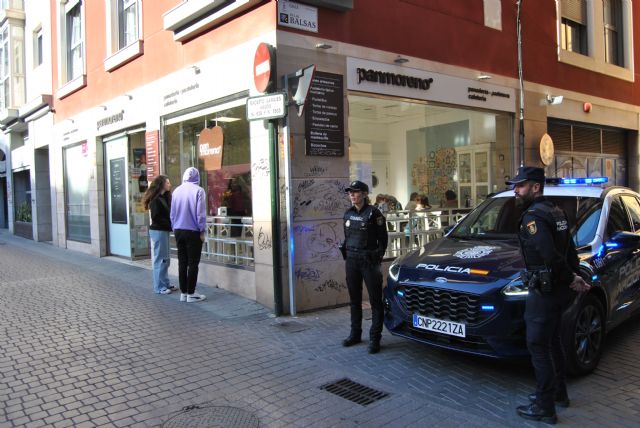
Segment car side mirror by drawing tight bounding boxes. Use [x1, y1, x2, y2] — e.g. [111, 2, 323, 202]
[608, 231, 640, 249]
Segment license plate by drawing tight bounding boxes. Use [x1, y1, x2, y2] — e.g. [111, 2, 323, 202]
[412, 314, 466, 338]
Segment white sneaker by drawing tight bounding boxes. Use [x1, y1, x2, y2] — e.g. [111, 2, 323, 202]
[186, 293, 206, 303]
[180, 293, 187, 302]
[158, 288, 173, 295]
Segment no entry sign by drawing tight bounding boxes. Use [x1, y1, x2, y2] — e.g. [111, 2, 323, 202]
[254, 43, 274, 93]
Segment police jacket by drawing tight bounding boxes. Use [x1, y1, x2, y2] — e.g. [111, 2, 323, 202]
[343, 203, 388, 261]
[518, 196, 579, 289]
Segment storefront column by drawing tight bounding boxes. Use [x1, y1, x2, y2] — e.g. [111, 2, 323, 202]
[521, 89, 548, 168]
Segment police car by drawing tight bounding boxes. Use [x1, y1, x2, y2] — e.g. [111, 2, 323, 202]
[383, 177, 640, 374]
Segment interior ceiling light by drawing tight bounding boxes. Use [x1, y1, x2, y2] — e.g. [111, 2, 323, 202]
[315, 42, 332, 49]
[212, 117, 240, 122]
[394, 55, 409, 64]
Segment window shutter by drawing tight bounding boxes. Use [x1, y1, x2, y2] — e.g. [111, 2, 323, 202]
[562, 0, 586, 25]
[572, 126, 601, 153]
[602, 129, 625, 156]
[548, 122, 572, 152]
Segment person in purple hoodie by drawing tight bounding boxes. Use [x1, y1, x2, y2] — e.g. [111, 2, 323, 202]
[170, 167, 207, 303]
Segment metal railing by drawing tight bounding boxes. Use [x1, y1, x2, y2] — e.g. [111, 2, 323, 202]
[384, 209, 472, 259]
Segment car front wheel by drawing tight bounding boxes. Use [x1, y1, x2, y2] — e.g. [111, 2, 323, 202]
[564, 293, 605, 375]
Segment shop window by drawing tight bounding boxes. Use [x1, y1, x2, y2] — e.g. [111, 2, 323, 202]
[104, 0, 143, 72]
[163, 96, 252, 266]
[64, 142, 91, 243]
[347, 95, 512, 211]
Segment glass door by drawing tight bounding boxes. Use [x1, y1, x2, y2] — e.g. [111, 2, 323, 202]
[105, 136, 131, 257]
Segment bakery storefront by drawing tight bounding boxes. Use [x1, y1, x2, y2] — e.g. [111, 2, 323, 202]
[346, 58, 516, 211]
[161, 92, 254, 267]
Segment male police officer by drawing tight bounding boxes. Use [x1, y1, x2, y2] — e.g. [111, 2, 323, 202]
[341, 180, 389, 354]
[507, 166, 590, 424]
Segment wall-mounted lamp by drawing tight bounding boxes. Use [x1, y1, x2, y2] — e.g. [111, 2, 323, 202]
[477, 74, 492, 80]
[122, 94, 133, 100]
[546, 94, 563, 105]
[190, 65, 201, 74]
[315, 42, 332, 50]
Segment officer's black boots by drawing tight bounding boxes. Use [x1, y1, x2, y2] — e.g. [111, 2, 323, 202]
[368, 339, 381, 354]
[342, 331, 362, 347]
[516, 402, 557, 425]
[528, 391, 570, 408]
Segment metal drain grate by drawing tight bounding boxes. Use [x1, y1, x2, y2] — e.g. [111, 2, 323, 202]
[162, 405, 259, 428]
[320, 378, 389, 406]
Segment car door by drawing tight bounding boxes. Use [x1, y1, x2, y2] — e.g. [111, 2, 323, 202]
[600, 195, 638, 325]
[617, 194, 640, 314]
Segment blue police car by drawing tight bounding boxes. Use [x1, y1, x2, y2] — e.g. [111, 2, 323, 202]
[383, 177, 640, 374]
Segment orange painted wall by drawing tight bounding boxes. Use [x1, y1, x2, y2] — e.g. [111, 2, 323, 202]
[52, 0, 276, 121]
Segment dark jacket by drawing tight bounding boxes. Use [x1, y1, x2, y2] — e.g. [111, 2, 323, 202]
[343, 203, 388, 262]
[518, 196, 579, 289]
[149, 192, 172, 231]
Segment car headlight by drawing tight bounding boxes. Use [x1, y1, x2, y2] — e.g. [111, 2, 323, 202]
[389, 262, 400, 282]
[501, 276, 529, 296]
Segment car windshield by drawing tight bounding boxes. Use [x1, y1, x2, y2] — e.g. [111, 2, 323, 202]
[450, 195, 602, 246]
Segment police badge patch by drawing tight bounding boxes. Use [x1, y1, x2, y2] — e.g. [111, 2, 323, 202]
[527, 220, 537, 235]
[345, 220, 350, 227]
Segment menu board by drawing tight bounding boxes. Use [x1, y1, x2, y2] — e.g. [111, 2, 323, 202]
[145, 130, 160, 181]
[305, 72, 344, 156]
[110, 157, 127, 224]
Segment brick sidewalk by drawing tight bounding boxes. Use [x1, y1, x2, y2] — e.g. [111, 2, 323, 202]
[1, 230, 639, 427]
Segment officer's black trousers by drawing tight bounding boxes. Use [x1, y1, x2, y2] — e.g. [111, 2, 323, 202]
[345, 258, 384, 340]
[525, 290, 567, 411]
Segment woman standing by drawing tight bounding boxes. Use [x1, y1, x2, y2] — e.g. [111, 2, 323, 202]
[142, 175, 174, 294]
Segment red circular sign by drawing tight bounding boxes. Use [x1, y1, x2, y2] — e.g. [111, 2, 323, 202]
[253, 43, 272, 93]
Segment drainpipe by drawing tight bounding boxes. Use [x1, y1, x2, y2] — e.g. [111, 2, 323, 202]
[516, 0, 525, 167]
[269, 119, 283, 316]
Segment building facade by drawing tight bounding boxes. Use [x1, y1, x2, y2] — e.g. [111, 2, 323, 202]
[2, 0, 638, 313]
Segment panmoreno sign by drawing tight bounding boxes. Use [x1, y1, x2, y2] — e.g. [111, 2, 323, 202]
[347, 58, 515, 113]
[357, 68, 434, 91]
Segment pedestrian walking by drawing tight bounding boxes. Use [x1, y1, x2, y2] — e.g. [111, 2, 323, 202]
[142, 174, 174, 295]
[340, 180, 388, 354]
[170, 167, 207, 303]
[507, 166, 591, 424]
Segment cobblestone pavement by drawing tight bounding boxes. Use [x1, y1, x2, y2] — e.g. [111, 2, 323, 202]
[1, 230, 639, 427]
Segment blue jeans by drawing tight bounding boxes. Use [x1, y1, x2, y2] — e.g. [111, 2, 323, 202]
[150, 229, 171, 293]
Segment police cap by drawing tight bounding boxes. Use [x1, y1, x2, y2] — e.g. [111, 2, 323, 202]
[345, 180, 369, 193]
[506, 166, 545, 185]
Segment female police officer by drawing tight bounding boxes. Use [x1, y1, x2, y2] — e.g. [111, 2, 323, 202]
[340, 180, 388, 354]
[508, 166, 590, 424]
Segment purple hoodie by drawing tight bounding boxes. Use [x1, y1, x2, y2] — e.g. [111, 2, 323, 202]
[170, 167, 207, 232]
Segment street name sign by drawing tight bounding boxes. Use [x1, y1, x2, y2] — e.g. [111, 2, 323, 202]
[246, 93, 287, 121]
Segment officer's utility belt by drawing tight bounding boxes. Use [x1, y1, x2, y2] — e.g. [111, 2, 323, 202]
[521, 268, 553, 294]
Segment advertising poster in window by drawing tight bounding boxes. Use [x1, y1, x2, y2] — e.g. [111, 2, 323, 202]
[110, 157, 127, 224]
[145, 131, 159, 181]
[305, 71, 344, 156]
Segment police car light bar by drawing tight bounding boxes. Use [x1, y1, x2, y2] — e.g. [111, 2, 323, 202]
[545, 177, 608, 185]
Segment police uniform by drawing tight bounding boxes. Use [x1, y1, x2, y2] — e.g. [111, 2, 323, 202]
[341, 181, 388, 353]
[509, 167, 580, 424]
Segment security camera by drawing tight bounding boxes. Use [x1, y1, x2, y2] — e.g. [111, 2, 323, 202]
[546, 94, 563, 105]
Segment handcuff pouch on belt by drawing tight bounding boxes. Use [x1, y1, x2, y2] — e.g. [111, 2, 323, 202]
[521, 269, 553, 294]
